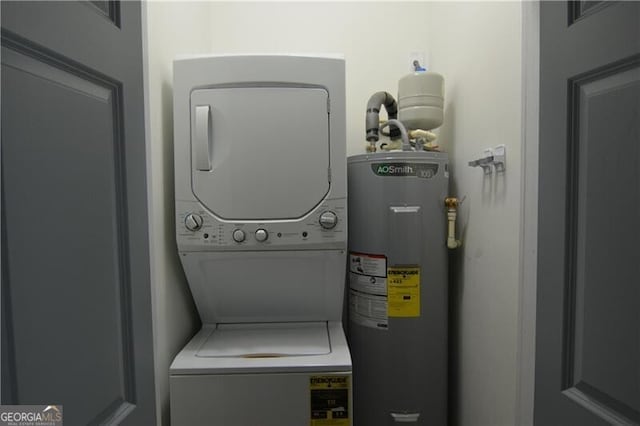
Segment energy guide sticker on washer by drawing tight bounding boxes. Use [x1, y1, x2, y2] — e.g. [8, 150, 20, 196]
[310, 375, 350, 426]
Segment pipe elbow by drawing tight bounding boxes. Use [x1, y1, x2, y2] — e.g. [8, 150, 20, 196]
[447, 238, 462, 249]
[365, 91, 399, 142]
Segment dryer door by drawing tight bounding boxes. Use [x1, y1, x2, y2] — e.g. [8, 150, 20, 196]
[190, 86, 330, 220]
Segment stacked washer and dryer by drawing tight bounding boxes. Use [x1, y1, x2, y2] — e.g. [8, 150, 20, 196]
[170, 55, 352, 426]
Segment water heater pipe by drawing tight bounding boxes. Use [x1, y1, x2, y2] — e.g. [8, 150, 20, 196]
[365, 91, 400, 146]
[408, 129, 437, 143]
[380, 119, 411, 151]
[445, 197, 462, 249]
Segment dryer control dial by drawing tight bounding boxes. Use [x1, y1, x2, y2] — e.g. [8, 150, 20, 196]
[255, 229, 269, 242]
[185, 213, 203, 231]
[232, 229, 246, 243]
[319, 211, 338, 229]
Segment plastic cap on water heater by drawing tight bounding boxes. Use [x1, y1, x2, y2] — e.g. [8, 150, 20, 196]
[398, 71, 444, 131]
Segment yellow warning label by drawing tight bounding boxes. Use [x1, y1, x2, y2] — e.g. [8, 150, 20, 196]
[310, 375, 350, 426]
[387, 266, 421, 317]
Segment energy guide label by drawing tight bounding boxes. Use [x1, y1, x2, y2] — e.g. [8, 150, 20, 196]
[310, 375, 350, 426]
[387, 266, 421, 317]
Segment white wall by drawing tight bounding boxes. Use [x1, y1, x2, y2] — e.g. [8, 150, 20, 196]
[144, 2, 211, 424]
[144, 2, 524, 425]
[208, 1, 433, 156]
[209, 3, 524, 425]
[429, 2, 523, 425]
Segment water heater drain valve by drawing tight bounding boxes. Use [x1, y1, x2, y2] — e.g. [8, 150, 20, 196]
[445, 197, 462, 249]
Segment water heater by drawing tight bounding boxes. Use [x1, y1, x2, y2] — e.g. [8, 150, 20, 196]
[349, 67, 451, 425]
[348, 151, 448, 425]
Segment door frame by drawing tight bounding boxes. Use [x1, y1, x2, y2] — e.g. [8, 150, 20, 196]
[139, 2, 162, 423]
[516, 1, 540, 425]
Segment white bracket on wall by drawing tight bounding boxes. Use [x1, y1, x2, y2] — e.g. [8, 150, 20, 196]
[468, 148, 495, 175]
[468, 145, 506, 174]
[492, 144, 506, 172]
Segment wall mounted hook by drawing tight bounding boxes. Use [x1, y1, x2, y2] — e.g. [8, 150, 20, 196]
[492, 144, 506, 173]
[468, 148, 494, 175]
[468, 145, 507, 174]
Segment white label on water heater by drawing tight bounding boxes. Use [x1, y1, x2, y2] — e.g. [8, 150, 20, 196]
[349, 252, 389, 330]
[349, 252, 386, 277]
[349, 290, 388, 330]
[349, 273, 387, 295]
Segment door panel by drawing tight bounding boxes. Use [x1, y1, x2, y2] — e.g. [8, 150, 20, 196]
[88, 0, 120, 25]
[190, 87, 330, 221]
[536, 2, 640, 425]
[569, 1, 610, 23]
[1, 1, 155, 425]
[2, 43, 134, 425]
[565, 62, 640, 423]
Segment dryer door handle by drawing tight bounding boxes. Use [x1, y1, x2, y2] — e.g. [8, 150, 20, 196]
[194, 105, 212, 171]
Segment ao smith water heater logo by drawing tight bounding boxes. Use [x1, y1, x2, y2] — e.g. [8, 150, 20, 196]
[0, 405, 63, 426]
[372, 163, 438, 178]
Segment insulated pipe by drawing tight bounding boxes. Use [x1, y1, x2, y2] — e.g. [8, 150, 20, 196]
[447, 212, 460, 249]
[366, 91, 400, 143]
[445, 197, 462, 249]
[408, 129, 437, 143]
[380, 119, 410, 152]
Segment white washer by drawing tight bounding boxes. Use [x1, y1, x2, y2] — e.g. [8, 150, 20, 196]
[170, 55, 351, 426]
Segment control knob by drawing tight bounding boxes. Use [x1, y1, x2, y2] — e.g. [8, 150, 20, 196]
[319, 211, 338, 229]
[232, 229, 246, 243]
[255, 229, 269, 242]
[184, 213, 203, 231]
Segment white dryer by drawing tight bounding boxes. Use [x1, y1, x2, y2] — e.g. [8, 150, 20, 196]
[170, 55, 351, 426]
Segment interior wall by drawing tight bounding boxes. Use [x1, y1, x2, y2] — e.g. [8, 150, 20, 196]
[144, 2, 211, 425]
[428, 2, 523, 425]
[208, 1, 433, 156]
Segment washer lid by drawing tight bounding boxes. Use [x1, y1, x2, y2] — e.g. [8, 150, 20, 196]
[190, 86, 330, 221]
[196, 322, 331, 358]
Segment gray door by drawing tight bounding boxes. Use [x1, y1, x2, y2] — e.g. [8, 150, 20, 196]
[536, 1, 639, 424]
[1, 2, 156, 425]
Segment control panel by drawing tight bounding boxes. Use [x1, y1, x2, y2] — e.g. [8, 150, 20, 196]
[176, 198, 346, 252]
